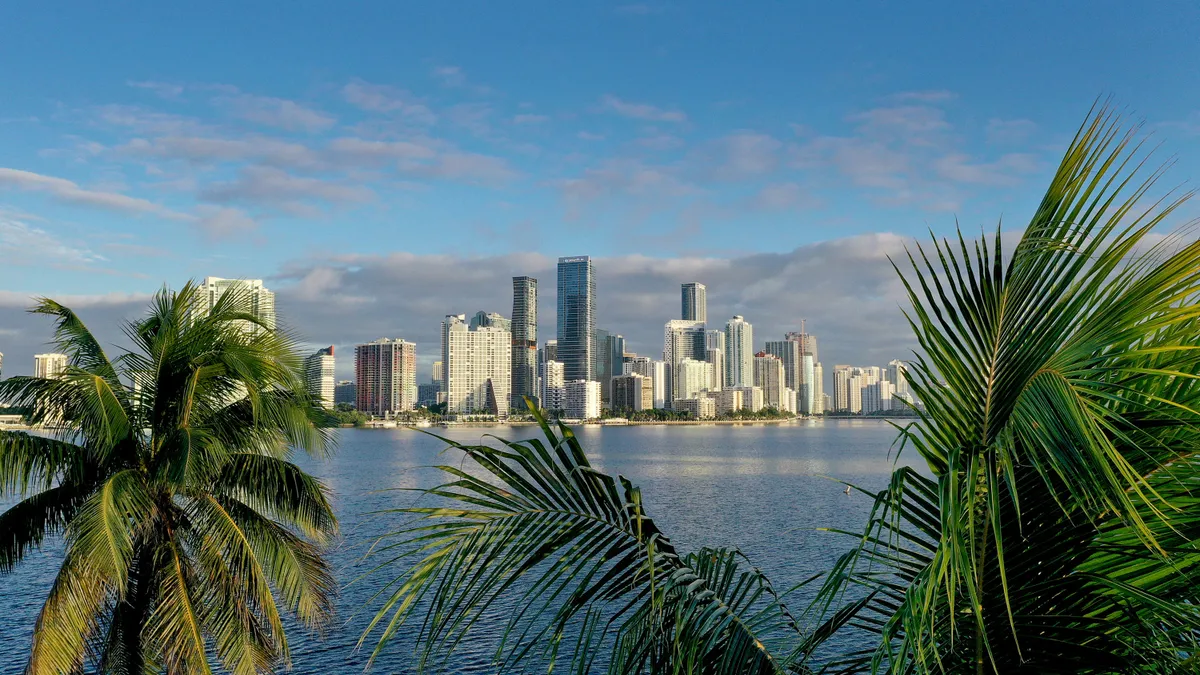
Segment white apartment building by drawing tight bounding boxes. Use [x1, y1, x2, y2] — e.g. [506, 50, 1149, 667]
[303, 346, 336, 409]
[674, 358, 713, 404]
[443, 314, 512, 417]
[674, 396, 716, 419]
[724, 316, 754, 388]
[731, 385, 764, 412]
[540, 359, 566, 412]
[194, 277, 276, 334]
[753, 352, 786, 411]
[612, 373, 652, 411]
[564, 379, 601, 419]
[33, 353, 68, 379]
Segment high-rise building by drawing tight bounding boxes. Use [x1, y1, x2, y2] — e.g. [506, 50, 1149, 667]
[470, 310, 511, 333]
[705, 329, 725, 392]
[811, 363, 825, 415]
[511, 276, 538, 409]
[303, 346, 336, 409]
[863, 380, 894, 414]
[764, 340, 800, 391]
[417, 383, 438, 407]
[753, 352, 786, 410]
[33, 353, 68, 379]
[611, 373, 653, 412]
[443, 314, 512, 417]
[664, 320, 706, 404]
[564, 380, 601, 420]
[674, 358, 713, 403]
[681, 282, 707, 323]
[194, 277, 276, 334]
[625, 357, 666, 409]
[542, 339, 558, 362]
[557, 256, 596, 382]
[595, 332, 625, 404]
[724, 316, 754, 388]
[833, 365, 855, 412]
[540, 360, 565, 412]
[334, 380, 356, 406]
[888, 359, 909, 396]
[355, 339, 417, 416]
[0, 350, 4, 379]
[432, 361, 444, 390]
[784, 330, 819, 364]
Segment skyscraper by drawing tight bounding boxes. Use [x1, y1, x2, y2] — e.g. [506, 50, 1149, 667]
[334, 380, 356, 406]
[33, 353, 68, 379]
[443, 314, 512, 417]
[888, 359, 909, 396]
[432, 361, 444, 389]
[812, 363, 825, 415]
[597, 332, 625, 404]
[705, 329, 725, 392]
[193, 277, 276, 333]
[663, 320, 706, 404]
[593, 328, 610, 398]
[355, 339, 417, 416]
[753, 352, 786, 410]
[724, 316, 754, 388]
[557, 256, 596, 382]
[511, 276, 538, 408]
[674, 358, 713, 402]
[303, 346, 336, 409]
[681, 282, 707, 323]
[470, 310, 512, 332]
[541, 360, 565, 412]
[764, 340, 800, 391]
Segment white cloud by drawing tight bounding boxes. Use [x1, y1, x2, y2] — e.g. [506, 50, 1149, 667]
[934, 153, 1040, 185]
[200, 166, 375, 213]
[0, 216, 104, 265]
[513, 114, 549, 124]
[0, 168, 188, 219]
[600, 95, 687, 123]
[214, 92, 336, 132]
[986, 118, 1038, 144]
[888, 90, 957, 103]
[341, 80, 437, 124]
[126, 80, 185, 99]
[577, 131, 605, 141]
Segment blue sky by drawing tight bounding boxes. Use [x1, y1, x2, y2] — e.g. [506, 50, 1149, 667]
[2, 1, 1199, 376]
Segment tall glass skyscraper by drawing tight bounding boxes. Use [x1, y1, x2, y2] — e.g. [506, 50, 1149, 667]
[681, 282, 707, 323]
[557, 256, 596, 381]
[511, 276, 538, 408]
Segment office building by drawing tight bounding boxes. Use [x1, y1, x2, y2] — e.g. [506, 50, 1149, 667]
[753, 352, 786, 410]
[557, 256, 596, 382]
[564, 379, 601, 420]
[511, 277, 538, 408]
[541, 360, 566, 412]
[541, 339, 558, 363]
[611, 373, 653, 412]
[355, 339, 417, 416]
[417, 383, 438, 407]
[674, 397, 715, 420]
[193, 277, 276, 334]
[674, 358, 713, 403]
[442, 314, 511, 417]
[334, 380, 356, 406]
[34, 353, 68, 379]
[601, 333, 625, 403]
[664, 320, 706, 404]
[725, 316, 754, 388]
[681, 282, 707, 323]
[303, 346, 336, 409]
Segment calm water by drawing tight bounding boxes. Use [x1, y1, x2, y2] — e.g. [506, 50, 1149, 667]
[0, 419, 919, 673]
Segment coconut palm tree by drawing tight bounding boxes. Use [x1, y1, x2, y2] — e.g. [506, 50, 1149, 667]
[0, 283, 338, 675]
[362, 104, 1200, 674]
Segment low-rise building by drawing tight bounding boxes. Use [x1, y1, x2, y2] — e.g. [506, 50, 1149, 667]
[564, 379, 601, 419]
[674, 397, 716, 420]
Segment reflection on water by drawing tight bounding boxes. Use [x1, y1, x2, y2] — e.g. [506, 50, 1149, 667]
[0, 419, 918, 673]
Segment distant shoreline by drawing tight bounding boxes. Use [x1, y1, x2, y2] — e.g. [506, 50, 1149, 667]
[349, 417, 911, 430]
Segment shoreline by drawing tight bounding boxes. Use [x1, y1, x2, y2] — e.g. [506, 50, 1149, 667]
[352, 417, 912, 429]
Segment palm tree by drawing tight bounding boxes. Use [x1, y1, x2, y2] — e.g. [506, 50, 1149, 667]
[362, 104, 1200, 674]
[0, 283, 338, 675]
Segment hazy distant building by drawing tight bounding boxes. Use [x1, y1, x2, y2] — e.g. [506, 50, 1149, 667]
[0, 351, 4, 379]
[355, 339, 417, 416]
[705, 329, 725, 392]
[34, 353, 68, 379]
[725, 316, 754, 388]
[888, 359, 909, 396]
[612, 373, 653, 412]
[681, 282, 707, 323]
[833, 365, 854, 412]
[511, 276, 538, 408]
[443, 314, 511, 417]
[731, 385, 764, 413]
[194, 277, 276, 334]
[625, 357, 667, 409]
[594, 331, 624, 404]
[417, 383, 438, 407]
[540, 360, 565, 412]
[674, 397, 715, 420]
[303, 346, 336, 409]
[541, 339, 558, 363]
[863, 380, 894, 414]
[674, 358, 713, 403]
[564, 379, 601, 420]
[470, 310, 511, 333]
[812, 363, 825, 415]
[664, 320, 706, 404]
[764, 340, 800, 391]
[753, 352, 786, 410]
[785, 331, 818, 364]
[334, 380, 356, 406]
[557, 256, 596, 382]
[432, 361, 445, 391]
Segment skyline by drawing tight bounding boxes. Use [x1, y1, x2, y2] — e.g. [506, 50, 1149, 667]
[3, 2, 1200, 379]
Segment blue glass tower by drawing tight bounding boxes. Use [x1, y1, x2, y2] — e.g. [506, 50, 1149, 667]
[556, 256, 596, 382]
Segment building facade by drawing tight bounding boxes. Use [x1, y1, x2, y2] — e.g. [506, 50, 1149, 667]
[753, 352, 786, 410]
[303, 346, 336, 409]
[725, 316, 754, 388]
[564, 379, 601, 419]
[443, 314, 512, 417]
[540, 360, 566, 413]
[33, 353, 68, 379]
[557, 256, 596, 382]
[511, 276, 539, 408]
[334, 380, 356, 406]
[674, 358, 713, 403]
[664, 320, 706, 404]
[354, 339, 417, 416]
[681, 282, 707, 323]
[611, 373, 652, 412]
[194, 277, 276, 334]
[674, 397, 716, 420]
[731, 385, 764, 412]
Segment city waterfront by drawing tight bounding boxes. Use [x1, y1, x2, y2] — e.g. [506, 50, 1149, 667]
[0, 419, 917, 673]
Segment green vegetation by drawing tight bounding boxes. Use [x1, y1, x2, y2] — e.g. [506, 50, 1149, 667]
[0, 283, 337, 675]
[363, 107, 1200, 673]
[331, 402, 369, 426]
